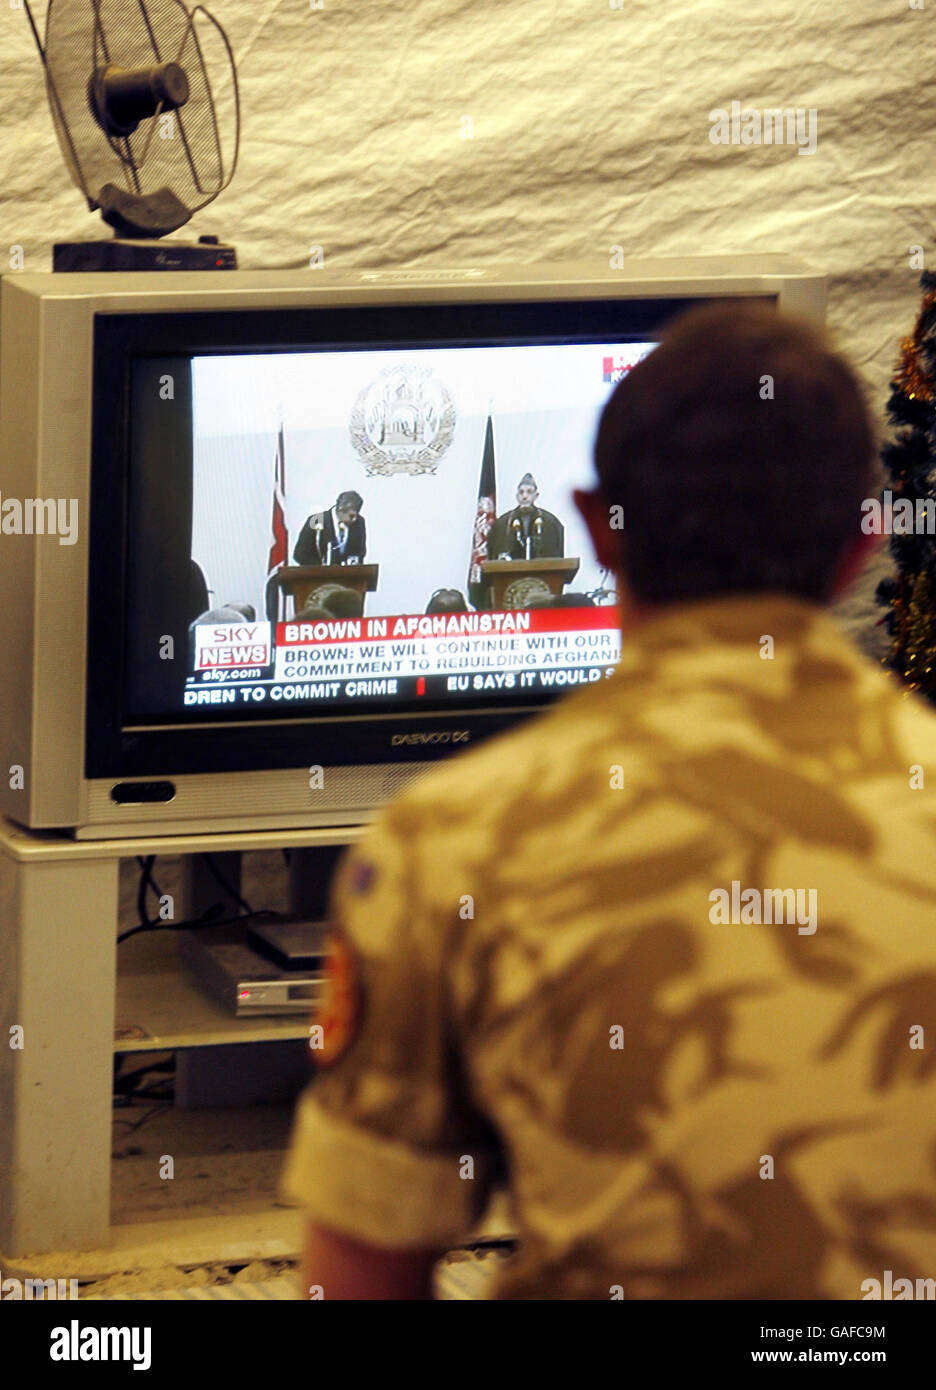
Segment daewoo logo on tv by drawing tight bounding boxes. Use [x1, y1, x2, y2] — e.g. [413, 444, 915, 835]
[391, 731, 470, 746]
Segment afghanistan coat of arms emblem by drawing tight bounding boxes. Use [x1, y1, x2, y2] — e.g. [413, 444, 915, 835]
[349, 365, 456, 476]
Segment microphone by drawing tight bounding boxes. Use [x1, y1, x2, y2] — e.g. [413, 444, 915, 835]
[513, 514, 531, 561]
[533, 515, 543, 558]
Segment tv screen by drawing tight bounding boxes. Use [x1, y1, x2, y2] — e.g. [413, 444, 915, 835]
[0, 261, 819, 832]
[123, 338, 655, 725]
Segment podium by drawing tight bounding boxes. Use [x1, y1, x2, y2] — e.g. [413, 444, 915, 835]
[481, 557, 579, 610]
[274, 564, 379, 618]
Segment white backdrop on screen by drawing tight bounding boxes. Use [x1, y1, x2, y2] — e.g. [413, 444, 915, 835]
[191, 343, 646, 616]
[4, 0, 931, 651]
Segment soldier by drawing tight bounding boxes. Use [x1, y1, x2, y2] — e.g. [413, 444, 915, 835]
[282, 302, 936, 1299]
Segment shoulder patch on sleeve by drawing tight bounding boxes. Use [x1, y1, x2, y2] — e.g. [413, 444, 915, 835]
[348, 858, 377, 895]
[313, 925, 361, 1067]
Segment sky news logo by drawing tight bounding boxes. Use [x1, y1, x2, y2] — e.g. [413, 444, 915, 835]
[194, 620, 273, 671]
[603, 349, 653, 384]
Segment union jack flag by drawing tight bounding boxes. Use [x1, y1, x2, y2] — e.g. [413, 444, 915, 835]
[265, 424, 288, 623]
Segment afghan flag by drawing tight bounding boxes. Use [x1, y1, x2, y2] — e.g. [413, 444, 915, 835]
[265, 423, 288, 624]
[467, 414, 496, 608]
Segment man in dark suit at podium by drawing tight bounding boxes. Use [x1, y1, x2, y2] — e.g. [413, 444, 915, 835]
[488, 473, 564, 561]
[293, 490, 366, 566]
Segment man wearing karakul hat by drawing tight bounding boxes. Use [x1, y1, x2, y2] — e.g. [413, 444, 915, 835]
[487, 472, 565, 562]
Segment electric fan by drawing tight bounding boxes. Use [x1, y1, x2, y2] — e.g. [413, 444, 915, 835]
[24, 0, 240, 270]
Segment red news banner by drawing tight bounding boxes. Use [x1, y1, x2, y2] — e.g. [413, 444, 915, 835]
[189, 607, 621, 704]
[272, 607, 621, 686]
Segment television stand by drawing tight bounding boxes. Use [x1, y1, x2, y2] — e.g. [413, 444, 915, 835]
[0, 817, 363, 1257]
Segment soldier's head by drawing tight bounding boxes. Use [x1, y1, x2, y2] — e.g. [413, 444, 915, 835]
[335, 490, 363, 525]
[516, 474, 538, 509]
[577, 303, 877, 608]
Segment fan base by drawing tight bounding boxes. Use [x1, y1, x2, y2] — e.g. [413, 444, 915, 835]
[53, 238, 237, 272]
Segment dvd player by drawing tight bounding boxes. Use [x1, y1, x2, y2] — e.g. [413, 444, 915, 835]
[180, 921, 327, 1017]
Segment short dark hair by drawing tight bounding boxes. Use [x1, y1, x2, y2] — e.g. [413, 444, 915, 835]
[225, 601, 256, 622]
[336, 490, 363, 512]
[593, 303, 876, 604]
[553, 592, 595, 608]
[311, 583, 364, 619]
[426, 588, 468, 614]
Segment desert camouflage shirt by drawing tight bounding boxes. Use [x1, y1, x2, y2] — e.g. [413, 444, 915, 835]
[281, 592, 936, 1299]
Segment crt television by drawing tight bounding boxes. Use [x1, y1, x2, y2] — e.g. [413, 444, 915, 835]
[0, 257, 824, 838]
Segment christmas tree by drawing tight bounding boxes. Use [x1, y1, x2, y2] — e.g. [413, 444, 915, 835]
[875, 271, 936, 700]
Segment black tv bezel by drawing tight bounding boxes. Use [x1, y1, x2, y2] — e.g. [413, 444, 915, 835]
[85, 294, 702, 780]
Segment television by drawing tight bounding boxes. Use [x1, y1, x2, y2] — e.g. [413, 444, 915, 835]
[0, 257, 824, 838]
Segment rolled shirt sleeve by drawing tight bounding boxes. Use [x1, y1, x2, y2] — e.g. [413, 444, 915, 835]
[279, 807, 497, 1249]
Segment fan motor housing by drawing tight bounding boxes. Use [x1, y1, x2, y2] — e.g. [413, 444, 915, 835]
[89, 61, 190, 138]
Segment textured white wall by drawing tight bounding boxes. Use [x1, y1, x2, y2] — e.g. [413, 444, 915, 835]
[4, 0, 929, 649]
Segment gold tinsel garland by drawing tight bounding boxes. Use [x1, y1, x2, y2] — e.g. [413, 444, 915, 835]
[900, 568, 936, 693]
[895, 285, 936, 403]
[886, 286, 936, 685]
